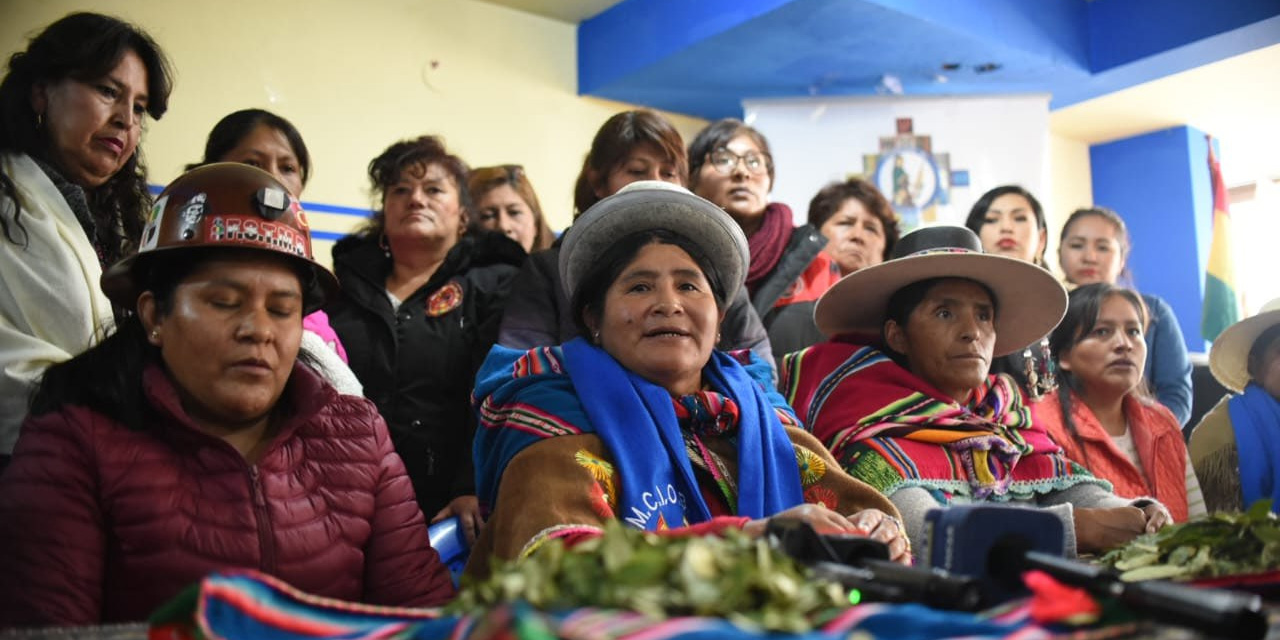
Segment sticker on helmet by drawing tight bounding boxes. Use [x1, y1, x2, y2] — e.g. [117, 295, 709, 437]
[177, 193, 207, 241]
[140, 195, 168, 251]
[207, 214, 309, 257]
[290, 198, 310, 231]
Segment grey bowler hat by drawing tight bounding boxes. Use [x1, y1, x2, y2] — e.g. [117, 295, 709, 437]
[558, 180, 750, 304]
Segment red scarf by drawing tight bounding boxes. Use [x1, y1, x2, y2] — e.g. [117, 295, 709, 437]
[745, 203, 795, 295]
[1032, 390, 1190, 521]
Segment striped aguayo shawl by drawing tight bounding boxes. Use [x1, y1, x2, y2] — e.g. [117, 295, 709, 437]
[150, 569, 1047, 640]
[781, 341, 1108, 501]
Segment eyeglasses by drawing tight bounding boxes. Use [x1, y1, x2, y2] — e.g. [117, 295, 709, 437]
[707, 148, 770, 176]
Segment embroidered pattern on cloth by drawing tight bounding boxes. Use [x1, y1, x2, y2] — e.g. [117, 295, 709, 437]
[795, 447, 827, 486]
[575, 449, 619, 515]
[683, 431, 739, 512]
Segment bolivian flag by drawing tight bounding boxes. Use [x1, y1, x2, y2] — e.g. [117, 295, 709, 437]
[1202, 138, 1240, 342]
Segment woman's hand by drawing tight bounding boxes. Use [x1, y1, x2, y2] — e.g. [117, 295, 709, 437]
[743, 504, 911, 564]
[1139, 502, 1172, 533]
[742, 503, 861, 538]
[431, 495, 483, 546]
[1072, 506, 1146, 554]
[848, 508, 911, 565]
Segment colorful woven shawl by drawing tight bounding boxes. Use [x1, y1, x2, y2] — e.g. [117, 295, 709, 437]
[782, 341, 1107, 500]
[473, 338, 804, 531]
[156, 569, 1047, 640]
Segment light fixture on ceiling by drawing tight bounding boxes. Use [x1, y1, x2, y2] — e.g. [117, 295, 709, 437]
[878, 73, 903, 95]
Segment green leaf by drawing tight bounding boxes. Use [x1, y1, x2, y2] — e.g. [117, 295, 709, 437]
[446, 520, 852, 631]
[1120, 564, 1190, 582]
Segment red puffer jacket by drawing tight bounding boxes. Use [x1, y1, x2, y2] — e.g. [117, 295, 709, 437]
[0, 363, 455, 627]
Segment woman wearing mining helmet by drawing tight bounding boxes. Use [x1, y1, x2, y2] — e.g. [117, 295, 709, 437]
[0, 164, 454, 627]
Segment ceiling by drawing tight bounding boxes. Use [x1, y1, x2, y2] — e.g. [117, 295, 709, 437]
[481, 0, 1280, 185]
[477, 0, 618, 23]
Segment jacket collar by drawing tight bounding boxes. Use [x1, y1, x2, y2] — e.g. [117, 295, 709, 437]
[332, 230, 525, 298]
[141, 360, 334, 452]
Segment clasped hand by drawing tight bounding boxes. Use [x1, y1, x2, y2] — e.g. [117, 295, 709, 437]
[744, 504, 911, 564]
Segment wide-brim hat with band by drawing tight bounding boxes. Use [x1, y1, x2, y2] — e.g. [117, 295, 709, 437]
[813, 225, 1067, 357]
[559, 180, 749, 304]
[101, 163, 339, 314]
[1209, 298, 1280, 393]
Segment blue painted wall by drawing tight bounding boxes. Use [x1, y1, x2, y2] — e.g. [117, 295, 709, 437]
[1090, 126, 1214, 354]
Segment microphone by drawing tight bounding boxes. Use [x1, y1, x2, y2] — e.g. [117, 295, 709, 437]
[989, 545, 1267, 640]
[766, 518, 982, 610]
[926, 505, 1268, 640]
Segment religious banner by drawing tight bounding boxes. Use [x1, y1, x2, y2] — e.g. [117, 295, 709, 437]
[744, 94, 1050, 231]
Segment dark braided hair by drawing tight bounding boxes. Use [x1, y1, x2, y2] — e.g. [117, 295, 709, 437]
[1047, 282, 1149, 467]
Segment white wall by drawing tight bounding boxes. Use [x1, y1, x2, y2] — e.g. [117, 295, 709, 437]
[1046, 132, 1094, 274]
[744, 94, 1051, 231]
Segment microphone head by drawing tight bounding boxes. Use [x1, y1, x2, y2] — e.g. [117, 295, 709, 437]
[924, 504, 1065, 605]
[766, 518, 890, 564]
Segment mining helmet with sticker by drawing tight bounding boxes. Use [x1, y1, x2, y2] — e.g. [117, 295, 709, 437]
[101, 162, 339, 314]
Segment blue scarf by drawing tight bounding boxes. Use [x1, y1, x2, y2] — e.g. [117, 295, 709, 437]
[1228, 383, 1280, 512]
[473, 338, 803, 530]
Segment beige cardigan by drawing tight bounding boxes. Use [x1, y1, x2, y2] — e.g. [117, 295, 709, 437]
[0, 153, 114, 453]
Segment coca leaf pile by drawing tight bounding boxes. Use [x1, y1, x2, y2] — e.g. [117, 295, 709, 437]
[448, 520, 850, 631]
[1100, 500, 1280, 582]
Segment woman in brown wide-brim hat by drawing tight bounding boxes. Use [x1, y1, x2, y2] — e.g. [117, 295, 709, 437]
[781, 225, 1173, 559]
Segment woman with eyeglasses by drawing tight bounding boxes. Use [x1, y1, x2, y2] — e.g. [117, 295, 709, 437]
[497, 110, 773, 369]
[689, 119, 838, 365]
[467, 164, 553, 254]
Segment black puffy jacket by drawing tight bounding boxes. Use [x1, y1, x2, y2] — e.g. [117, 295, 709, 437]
[327, 230, 523, 517]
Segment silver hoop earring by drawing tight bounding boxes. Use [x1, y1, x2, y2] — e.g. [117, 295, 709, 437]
[592, 330, 600, 344]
